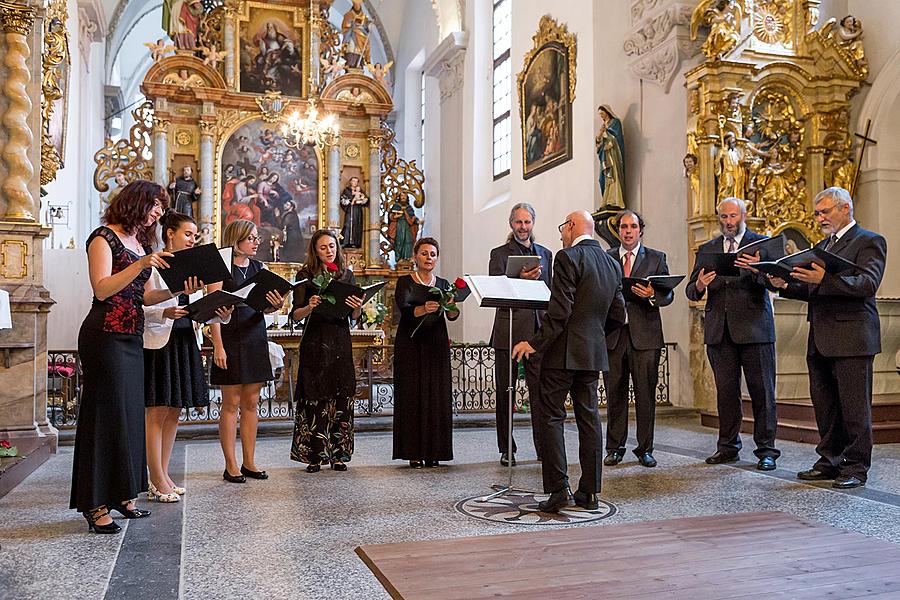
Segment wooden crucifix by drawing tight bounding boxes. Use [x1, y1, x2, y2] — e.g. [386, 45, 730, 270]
[851, 119, 877, 196]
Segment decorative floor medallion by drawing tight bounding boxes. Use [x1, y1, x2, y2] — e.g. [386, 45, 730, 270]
[455, 490, 616, 525]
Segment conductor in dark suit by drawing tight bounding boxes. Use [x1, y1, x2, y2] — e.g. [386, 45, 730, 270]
[770, 187, 887, 489]
[686, 197, 781, 470]
[603, 210, 673, 468]
[513, 210, 626, 513]
[489, 203, 554, 466]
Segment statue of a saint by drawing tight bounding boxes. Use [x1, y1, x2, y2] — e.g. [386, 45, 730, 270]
[715, 131, 746, 201]
[822, 15, 868, 76]
[690, 0, 743, 60]
[388, 195, 419, 262]
[595, 105, 626, 207]
[168, 165, 201, 218]
[339, 176, 369, 249]
[683, 154, 700, 214]
[341, 0, 371, 69]
[163, 0, 203, 51]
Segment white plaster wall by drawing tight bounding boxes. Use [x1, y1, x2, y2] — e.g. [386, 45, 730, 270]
[45, 249, 91, 350]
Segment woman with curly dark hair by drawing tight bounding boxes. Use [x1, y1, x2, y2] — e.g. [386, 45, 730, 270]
[289, 229, 363, 472]
[70, 180, 180, 534]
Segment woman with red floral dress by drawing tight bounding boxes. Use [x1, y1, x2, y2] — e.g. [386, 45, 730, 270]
[70, 181, 176, 534]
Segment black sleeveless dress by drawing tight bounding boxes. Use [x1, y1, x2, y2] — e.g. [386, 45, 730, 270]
[209, 259, 273, 386]
[70, 226, 151, 512]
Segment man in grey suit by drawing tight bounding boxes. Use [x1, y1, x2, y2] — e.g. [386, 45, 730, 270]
[686, 197, 781, 470]
[489, 203, 554, 466]
[770, 187, 887, 488]
[513, 210, 626, 513]
[604, 210, 674, 468]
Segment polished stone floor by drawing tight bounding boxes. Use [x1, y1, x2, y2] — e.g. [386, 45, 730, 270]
[2, 417, 900, 600]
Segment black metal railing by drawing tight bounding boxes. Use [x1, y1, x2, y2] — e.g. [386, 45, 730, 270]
[46, 343, 673, 427]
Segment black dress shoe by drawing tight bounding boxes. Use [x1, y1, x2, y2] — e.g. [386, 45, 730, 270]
[305, 464, 321, 473]
[425, 460, 440, 468]
[111, 502, 151, 519]
[603, 452, 623, 466]
[331, 462, 348, 472]
[538, 489, 572, 513]
[757, 457, 776, 471]
[833, 475, 865, 489]
[223, 469, 246, 483]
[705, 451, 739, 465]
[409, 460, 424, 469]
[797, 468, 835, 481]
[637, 453, 657, 468]
[572, 491, 599, 510]
[500, 452, 517, 467]
[240, 465, 269, 480]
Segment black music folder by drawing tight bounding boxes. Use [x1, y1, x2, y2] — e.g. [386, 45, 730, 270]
[749, 248, 857, 281]
[622, 275, 686, 301]
[184, 287, 252, 323]
[158, 244, 232, 293]
[236, 269, 307, 313]
[505, 256, 542, 278]
[693, 253, 740, 277]
[738, 235, 786, 259]
[313, 280, 386, 320]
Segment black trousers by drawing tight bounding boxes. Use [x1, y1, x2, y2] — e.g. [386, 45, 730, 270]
[706, 327, 779, 459]
[538, 367, 602, 495]
[603, 327, 660, 456]
[494, 349, 544, 458]
[807, 344, 874, 481]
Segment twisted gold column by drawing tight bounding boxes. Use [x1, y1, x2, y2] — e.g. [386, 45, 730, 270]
[0, 1, 37, 221]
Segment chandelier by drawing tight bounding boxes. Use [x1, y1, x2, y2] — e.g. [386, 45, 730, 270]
[281, 98, 340, 149]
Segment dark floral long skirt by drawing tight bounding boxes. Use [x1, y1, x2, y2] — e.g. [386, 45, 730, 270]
[290, 395, 354, 465]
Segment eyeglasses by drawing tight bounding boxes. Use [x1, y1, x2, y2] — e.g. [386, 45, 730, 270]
[813, 205, 837, 218]
[246, 235, 262, 243]
[557, 220, 572, 232]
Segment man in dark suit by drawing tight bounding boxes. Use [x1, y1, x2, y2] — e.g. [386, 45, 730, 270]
[603, 210, 673, 468]
[770, 187, 887, 489]
[686, 197, 781, 470]
[513, 210, 626, 513]
[489, 203, 554, 466]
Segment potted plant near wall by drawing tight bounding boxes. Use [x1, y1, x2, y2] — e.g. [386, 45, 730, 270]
[360, 301, 388, 330]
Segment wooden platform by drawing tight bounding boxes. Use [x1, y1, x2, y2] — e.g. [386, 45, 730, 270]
[356, 511, 900, 599]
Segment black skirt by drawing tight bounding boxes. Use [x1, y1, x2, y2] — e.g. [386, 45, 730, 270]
[70, 326, 148, 511]
[144, 327, 209, 408]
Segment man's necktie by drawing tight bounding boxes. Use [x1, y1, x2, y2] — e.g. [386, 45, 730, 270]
[726, 237, 737, 253]
[825, 235, 838, 251]
[623, 251, 632, 277]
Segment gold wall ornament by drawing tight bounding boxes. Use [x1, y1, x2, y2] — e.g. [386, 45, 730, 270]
[255, 90, 290, 123]
[0, 1, 36, 36]
[345, 142, 360, 159]
[817, 15, 868, 78]
[93, 100, 155, 192]
[40, 0, 71, 187]
[161, 69, 207, 90]
[0, 239, 28, 279]
[752, 0, 792, 47]
[690, 0, 744, 60]
[175, 129, 193, 147]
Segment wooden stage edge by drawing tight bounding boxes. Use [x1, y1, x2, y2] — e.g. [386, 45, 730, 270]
[355, 511, 900, 600]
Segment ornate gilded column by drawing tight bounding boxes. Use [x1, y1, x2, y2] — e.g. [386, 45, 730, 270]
[198, 119, 216, 242]
[223, 2, 237, 89]
[367, 133, 382, 266]
[152, 115, 170, 187]
[326, 144, 340, 230]
[0, 1, 37, 221]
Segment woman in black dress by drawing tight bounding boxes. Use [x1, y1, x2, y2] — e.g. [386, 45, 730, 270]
[70, 181, 175, 533]
[392, 237, 459, 468]
[143, 211, 232, 502]
[209, 219, 285, 483]
[290, 229, 364, 472]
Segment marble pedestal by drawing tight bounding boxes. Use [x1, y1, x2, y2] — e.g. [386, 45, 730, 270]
[0, 221, 56, 497]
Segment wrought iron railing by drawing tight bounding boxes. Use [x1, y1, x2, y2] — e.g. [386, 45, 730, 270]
[46, 343, 672, 428]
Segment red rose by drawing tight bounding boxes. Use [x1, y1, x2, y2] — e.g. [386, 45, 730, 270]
[0, 440, 10, 449]
[454, 277, 467, 289]
[325, 262, 338, 273]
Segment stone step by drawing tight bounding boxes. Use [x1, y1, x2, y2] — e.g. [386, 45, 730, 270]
[700, 411, 900, 444]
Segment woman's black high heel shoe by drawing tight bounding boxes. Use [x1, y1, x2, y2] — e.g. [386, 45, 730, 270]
[83, 507, 122, 534]
[306, 464, 321, 473]
[331, 462, 347, 472]
[111, 500, 151, 519]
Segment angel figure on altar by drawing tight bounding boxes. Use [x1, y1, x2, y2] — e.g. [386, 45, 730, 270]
[388, 194, 419, 262]
[690, 0, 743, 60]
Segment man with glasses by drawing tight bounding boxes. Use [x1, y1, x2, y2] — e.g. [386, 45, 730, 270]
[513, 211, 626, 513]
[488, 203, 553, 466]
[769, 187, 887, 488]
[686, 197, 781, 471]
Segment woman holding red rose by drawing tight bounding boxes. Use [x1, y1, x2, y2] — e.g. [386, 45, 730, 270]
[290, 229, 364, 472]
[392, 237, 460, 468]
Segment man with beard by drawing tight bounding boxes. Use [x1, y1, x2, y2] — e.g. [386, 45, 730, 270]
[488, 203, 553, 466]
[168, 165, 201, 218]
[686, 197, 781, 471]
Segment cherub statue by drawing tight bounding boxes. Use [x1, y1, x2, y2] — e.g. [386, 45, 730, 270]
[821, 15, 868, 76]
[200, 43, 227, 69]
[366, 61, 394, 87]
[321, 54, 347, 82]
[690, 0, 744, 60]
[144, 38, 177, 62]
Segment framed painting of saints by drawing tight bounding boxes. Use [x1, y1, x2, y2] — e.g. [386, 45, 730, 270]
[219, 118, 321, 263]
[517, 16, 577, 180]
[238, 4, 307, 97]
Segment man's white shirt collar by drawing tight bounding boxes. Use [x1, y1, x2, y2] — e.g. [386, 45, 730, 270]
[723, 230, 745, 252]
[571, 234, 594, 247]
[619, 243, 641, 259]
[834, 219, 856, 241]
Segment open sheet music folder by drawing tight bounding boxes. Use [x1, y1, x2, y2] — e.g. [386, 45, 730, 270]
[749, 247, 857, 281]
[184, 285, 254, 323]
[312, 280, 387, 320]
[236, 269, 307, 313]
[158, 244, 233, 293]
[464, 275, 550, 310]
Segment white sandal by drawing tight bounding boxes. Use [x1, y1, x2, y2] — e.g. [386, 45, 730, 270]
[147, 481, 180, 503]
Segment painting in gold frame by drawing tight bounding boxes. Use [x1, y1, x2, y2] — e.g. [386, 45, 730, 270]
[517, 15, 577, 180]
[238, 4, 307, 97]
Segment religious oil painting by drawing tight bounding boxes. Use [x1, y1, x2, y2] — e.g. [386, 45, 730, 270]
[239, 7, 305, 97]
[517, 16, 577, 180]
[220, 118, 320, 263]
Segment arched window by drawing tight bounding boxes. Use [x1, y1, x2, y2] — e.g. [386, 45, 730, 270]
[420, 69, 427, 170]
[492, 0, 511, 179]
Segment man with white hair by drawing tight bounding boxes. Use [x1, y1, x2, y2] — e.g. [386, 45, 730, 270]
[770, 187, 887, 488]
[686, 197, 781, 470]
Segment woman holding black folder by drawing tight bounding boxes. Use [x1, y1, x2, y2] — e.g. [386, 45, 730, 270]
[209, 219, 285, 483]
[143, 211, 232, 501]
[392, 237, 458, 468]
[289, 229, 364, 472]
